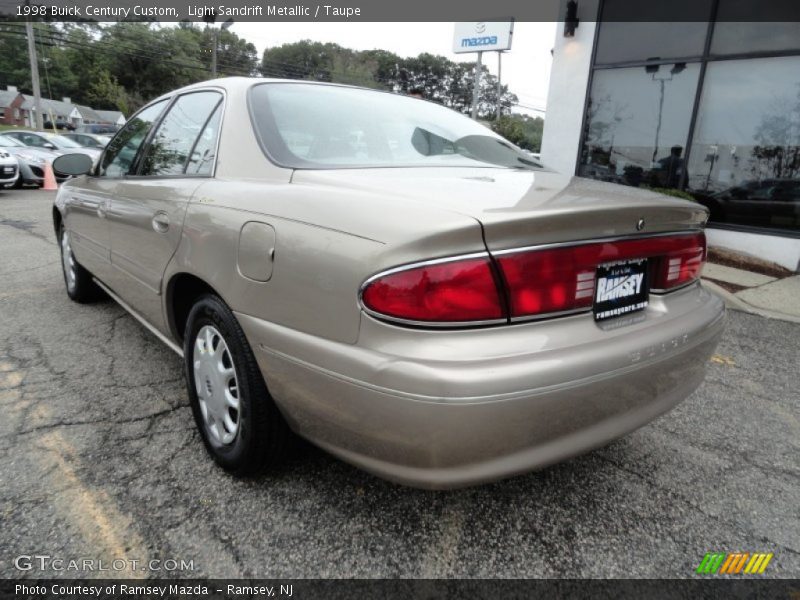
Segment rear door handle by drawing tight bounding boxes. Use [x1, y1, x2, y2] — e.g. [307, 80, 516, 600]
[96, 200, 108, 219]
[152, 212, 170, 233]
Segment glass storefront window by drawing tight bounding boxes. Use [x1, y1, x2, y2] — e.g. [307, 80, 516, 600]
[711, 22, 800, 55]
[579, 63, 700, 190]
[595, 0, 712, 64]
[712, 0, 800, 55]
[595, 23, 709, 65]
[686, 56, 800, 233]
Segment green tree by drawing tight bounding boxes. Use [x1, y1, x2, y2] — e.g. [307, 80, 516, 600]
[492, 114, 545, 152]
[261, 42, 519, 118]
[86, 69, 130, 114]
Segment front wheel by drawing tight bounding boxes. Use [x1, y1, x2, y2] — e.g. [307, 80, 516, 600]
[184, 294, 291, 475]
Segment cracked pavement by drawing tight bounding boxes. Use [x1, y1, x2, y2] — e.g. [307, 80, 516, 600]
[0, 188, 798, 579]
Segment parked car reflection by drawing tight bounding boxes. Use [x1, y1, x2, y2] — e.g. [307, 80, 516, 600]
[695, 178, 800, 229]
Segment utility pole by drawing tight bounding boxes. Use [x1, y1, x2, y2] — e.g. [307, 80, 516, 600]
[495, 51, 503, 121]
[211, 28, 218, 78]
[210, 18, 234, 79]
[470, 51, 482, 120]
[25, 19, 43, 130]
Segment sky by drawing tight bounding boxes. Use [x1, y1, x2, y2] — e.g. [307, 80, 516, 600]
[230, 22, 557, 116]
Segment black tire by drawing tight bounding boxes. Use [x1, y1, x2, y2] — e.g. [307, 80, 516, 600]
[59, 224, 103, 303]
[184, 293, 291, 475]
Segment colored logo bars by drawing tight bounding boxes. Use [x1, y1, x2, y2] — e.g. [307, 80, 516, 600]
[696, 552, 774, 575]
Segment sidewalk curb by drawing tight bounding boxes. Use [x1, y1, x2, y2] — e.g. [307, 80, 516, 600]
[701, 279, 800, 324]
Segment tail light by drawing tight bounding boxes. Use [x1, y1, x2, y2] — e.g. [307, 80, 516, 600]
[361, 232, 705, 325]
[497, 232, 706, 318]
[361, 256, 505, 324]
[649, 232, 706, 291]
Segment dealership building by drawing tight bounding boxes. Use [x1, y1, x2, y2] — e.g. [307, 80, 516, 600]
[540, 0, 800, 271]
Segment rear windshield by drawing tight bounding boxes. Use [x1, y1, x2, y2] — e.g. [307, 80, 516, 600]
[249, 83, 543, 171]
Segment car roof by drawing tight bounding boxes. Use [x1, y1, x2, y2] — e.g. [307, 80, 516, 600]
[146, 76, 368, 107]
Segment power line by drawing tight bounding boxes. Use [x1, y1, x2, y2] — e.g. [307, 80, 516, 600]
[2, 23, 255, 76]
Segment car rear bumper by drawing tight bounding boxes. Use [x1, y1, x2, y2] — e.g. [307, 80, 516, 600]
[238, 283, 725, 489]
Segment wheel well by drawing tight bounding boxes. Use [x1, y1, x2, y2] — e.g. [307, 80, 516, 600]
[167, 274, 219, 344]
[52, 208, 62, 240]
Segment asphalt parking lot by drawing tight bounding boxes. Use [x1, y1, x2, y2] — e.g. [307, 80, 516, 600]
[0, 187, 798, 579]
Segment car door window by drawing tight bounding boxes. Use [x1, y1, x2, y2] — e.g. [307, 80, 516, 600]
[185, 103, 222, 176]
[99, 100, 168, 177]
[140, 92, 222, 177]
[23, 134, 46, 147]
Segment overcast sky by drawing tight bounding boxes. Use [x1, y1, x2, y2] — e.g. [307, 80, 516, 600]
[231, 22, 557, 116]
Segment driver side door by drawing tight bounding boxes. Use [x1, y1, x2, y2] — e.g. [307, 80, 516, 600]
[65, 100, 169, 285]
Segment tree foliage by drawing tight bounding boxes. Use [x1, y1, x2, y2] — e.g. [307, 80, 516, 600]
[0, 23, 540, 141]
[261, 41, 520, 119]
[491, 114, 545, 152]
[0, 21, 258, 113]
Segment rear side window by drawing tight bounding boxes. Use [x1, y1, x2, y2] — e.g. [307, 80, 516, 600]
[185, 103, 222, 176]
[100, 100, 168, 177]
[140, 91, 222, 176]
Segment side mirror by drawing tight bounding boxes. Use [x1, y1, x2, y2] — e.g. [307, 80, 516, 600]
[53, 153, 94, 176]
[43, 143, 57, 150]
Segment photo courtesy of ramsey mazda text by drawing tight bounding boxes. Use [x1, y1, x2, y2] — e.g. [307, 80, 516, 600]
[52, 77, 724, 489]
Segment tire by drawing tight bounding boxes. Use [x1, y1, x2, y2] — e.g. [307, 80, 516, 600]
[59, 224, 103, 303]
[184, 294, 291, 475]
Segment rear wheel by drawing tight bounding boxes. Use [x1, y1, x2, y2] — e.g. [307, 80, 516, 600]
[59, 224, 102, 302]
[184, 294, 291, 475]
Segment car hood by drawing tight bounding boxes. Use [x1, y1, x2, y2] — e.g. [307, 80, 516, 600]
[7, 146, 58, 160]
[64, 147, 101, 158]
[290, 167, 709, 250]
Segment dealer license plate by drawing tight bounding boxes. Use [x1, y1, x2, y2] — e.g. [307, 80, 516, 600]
[593, 258, 648, 321]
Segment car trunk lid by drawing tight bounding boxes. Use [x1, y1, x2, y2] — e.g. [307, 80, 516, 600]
[291, 167, 708, 251]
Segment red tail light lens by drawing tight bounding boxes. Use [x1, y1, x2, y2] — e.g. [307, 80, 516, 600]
[496, 232, 706, 319]
[361, 257, 505, 323]
[650, 232, 706, 291]
[496, 247, 598, 317]
[362, 232, 705, 325]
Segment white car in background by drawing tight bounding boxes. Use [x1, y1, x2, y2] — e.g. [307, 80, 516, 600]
[0, 130, 101, 163]
[0, 148, 20, 188]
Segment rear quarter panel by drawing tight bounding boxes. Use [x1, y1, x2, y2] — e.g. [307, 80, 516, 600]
[164, 179, 486, 344]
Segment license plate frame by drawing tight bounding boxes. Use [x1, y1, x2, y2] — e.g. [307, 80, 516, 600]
[593, 258, 649, 322]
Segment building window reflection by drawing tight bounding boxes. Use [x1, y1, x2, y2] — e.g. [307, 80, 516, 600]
[578, 63, 699, 193]
[687, 56, 800, 232]
[579, 12, 800, 236]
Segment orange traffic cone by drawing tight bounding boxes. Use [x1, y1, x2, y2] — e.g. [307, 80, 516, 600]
[42, 162, 58, 191]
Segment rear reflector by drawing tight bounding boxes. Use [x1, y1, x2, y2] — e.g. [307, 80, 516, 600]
[496, 232, 706, 318]
[361, 232, 705, 325]
[361, 256, 504, 323]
